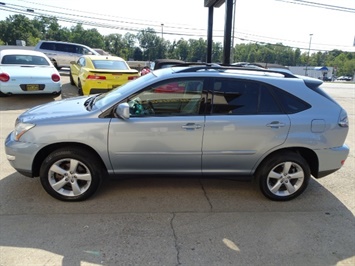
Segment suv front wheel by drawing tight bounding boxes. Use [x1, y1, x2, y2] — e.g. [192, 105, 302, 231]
[40, 148, 103, 201]
[257, 152, 310, 201]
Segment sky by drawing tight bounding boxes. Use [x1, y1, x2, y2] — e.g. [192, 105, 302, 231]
[1, 0, 355, 53]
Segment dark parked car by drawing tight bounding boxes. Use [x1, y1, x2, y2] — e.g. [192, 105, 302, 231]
[153, 59, 185, 70]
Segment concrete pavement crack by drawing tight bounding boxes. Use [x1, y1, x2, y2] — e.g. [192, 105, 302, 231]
[170, 212, 181, 266]
[199, 179, 213, 211]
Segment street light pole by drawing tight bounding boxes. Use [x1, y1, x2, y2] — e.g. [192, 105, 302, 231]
[161, 23, 164, 39]
[305, 33, 313, 76]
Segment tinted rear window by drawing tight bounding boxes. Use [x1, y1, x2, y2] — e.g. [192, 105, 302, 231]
[92, 60, 129, 70]
[1, 55, 49, 65]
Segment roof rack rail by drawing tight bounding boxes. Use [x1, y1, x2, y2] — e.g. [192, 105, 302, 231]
[175, 64, 297, 78]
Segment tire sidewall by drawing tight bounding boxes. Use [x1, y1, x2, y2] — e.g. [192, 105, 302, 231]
[258, 152, 310, 201]
[40, 149, 102, 201]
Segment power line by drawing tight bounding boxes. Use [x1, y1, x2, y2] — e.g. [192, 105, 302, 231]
[1, 2, 354, 52]
[275, 0, 355, 13]
[10, 0, 215, 33]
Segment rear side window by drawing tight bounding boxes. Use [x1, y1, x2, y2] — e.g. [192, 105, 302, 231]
[271, 87, 311, 114]
[56, 43, 69, 52]
[210, 79, 283, 115]
[40, 42, 55, 50]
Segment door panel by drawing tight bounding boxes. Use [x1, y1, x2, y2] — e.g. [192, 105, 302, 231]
[202, 78, 291, 175]
[108, 78, 206, 174]
[202, 115, 290, 174]
[108, 116, 204, 174]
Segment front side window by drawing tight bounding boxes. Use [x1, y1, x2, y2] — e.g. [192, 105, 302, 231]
[78, 57, 85, 66]
[127, 79, 204, 117]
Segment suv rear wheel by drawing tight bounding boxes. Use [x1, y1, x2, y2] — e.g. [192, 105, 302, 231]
[40, 148, 103, 201]
[257, 152, 310, 201]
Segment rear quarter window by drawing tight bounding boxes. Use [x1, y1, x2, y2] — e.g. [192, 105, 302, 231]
[271, 87, 311, 114]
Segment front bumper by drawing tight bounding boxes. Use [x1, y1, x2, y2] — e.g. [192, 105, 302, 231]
[5, 131, 42, 178]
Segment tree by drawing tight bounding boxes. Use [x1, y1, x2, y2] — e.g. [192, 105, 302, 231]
[2, 15, 41, 45]
[70, 24, 104, 48]
[137, 28, 159, 60]
[188, 38, 207, 62]
[175, 39, 189, 61]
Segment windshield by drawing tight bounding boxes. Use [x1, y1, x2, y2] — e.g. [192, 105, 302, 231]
[94, 72, 157, 109]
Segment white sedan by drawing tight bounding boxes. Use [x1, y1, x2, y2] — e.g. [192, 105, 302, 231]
[0, 49, 62, 96]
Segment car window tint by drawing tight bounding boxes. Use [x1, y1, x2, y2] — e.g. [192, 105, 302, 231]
[258, 85, 283, 114]
[82, 48, 92, 55]
[2, 55, 49, 66]
[211, 79, 258, 115]
[271, 87, 311, 114]
[56, 43, 67, 52]
[40, 42, 55, 50]
[211, 79, 283, 115]
[93, 60, 129, 70]
[127, 79, 204, 117]
[74, 46, 82, 54]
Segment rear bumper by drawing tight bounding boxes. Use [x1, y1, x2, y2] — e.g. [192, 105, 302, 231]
[314, 144, 350, 178]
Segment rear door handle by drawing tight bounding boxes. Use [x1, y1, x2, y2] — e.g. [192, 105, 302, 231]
[182, 123, 202, 130]
[266, 121, 285, 128]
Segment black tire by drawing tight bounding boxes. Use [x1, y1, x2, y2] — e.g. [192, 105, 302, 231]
[256, 152, 310, 201]
[51, 59, 59, 70]
[40, 148, 104, 201]
[78, 80, 83, 96]
[69, 71, 75, 85]
[0, 91, 8, 97]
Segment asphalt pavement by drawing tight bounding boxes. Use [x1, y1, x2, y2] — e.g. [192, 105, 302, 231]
[0, 77, 354, 266]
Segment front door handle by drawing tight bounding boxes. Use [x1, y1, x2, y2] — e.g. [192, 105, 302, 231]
[182, 123, 202, 130]
[266, 121, 285, 128]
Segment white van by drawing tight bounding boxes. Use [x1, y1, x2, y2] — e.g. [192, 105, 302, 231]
[34, 40, 99, 69]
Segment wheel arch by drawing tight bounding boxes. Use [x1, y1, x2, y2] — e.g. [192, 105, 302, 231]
[32, 142, 108, 177]
[255, 147, 319, 178]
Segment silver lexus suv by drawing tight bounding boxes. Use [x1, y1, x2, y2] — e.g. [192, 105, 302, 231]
[5, 65, 350, 201]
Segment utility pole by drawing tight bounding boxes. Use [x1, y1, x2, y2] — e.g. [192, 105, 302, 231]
[305, 33, 313, 76]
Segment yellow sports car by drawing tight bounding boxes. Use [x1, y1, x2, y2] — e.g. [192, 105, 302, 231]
[69, 55, 140, 95]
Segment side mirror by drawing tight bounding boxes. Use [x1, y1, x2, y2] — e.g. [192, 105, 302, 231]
[116, 103, 130, 119]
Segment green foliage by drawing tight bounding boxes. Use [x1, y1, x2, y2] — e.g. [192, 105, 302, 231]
[0, 14, 354, 77]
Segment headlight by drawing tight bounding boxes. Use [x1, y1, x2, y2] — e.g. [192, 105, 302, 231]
[14, 122, 35, 141]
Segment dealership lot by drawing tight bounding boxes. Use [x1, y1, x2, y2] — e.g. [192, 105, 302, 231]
[0, 76, 354, 265]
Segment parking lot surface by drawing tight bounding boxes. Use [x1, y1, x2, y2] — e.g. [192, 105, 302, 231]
[0, 76, 354, 265]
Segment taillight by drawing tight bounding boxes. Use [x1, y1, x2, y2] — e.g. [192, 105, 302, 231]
[128, 76, 138, 80]
[87, 75, 106, 80]
[338, 109, 349, 128]
[0, 73, 10, 82]
[51, 74, 60, 82]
